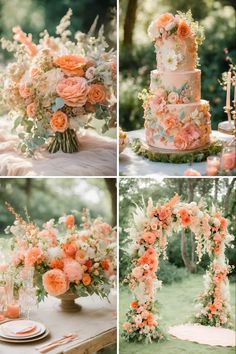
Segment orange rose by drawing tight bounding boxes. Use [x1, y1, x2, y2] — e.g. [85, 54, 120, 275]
[25, 247, 44, 266]
[50, 258, 64, 270]
[130, 300, 139, 309]
[53, 54, 88, 76]
[156, 13, 175, 28]
[101, 259, 110, 271]
[177, 20, 191, 38]
[87, 84, 107, 104]
[178, 208, 192, 226]
[56, 77, 89, 107]
[82, 273, 91, 286]
[26, 102, 37, 117]
[50, 111, 68, 132]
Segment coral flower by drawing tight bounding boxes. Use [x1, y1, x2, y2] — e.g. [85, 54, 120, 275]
[25, 247, 44, 266]
[50, 258, 64, 270]
[184, 168, 201, 176]
[130, 300, 139, 309]
[101, 259, 110, 271]
[53, 54, 88, 76]
[178, 208, 192, 226]
[19, 84, 33, 98]
[174, 133, 188, 150]
[26, 102, 37, 117]
[123, 322, 131, 331]
[82, 273, 91, 286]
[76, 249, 88, 264]
[50, 111, 68, 133]
[64, 215, 75, 229]
[177, 19, 191, 38]
[87, 84, 107, 104]
[142, 231, 156, 244]
[43, 269, 68, 296]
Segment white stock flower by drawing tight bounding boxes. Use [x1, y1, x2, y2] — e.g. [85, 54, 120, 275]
[47, 246, 62, 259]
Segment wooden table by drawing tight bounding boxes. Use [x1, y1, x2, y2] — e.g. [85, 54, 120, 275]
[0, 291, 117, 354]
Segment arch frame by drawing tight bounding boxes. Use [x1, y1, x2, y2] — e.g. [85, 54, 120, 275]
[122, 194, 233, 343]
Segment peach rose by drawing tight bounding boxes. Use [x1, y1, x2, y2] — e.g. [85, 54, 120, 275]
[82, 273, 91, 286]
[26, 102, 37, 117]
[142, 231, 156, 244]
[30, 67, 41, 79]
[19, 84, 33, 98]
[76, 249, 88, 265]
[56, 77, 89, 107]
[174, 133, 188, 150]
[158, 206, 171, 220]
[168, 92, 179, 104]
[25, 247, 44, 266]
[53, 54, 88, 76]
[156, 13, 175, 28]
[123, 322, 131, 331]
[64, 215, 75, 229]
[177, 19, 191, 38]
[43, 269, 68, 296]
[182, 123, 201, 144]
[132, 266, 143, 279]
[63, 258, 83, 282]
[184, 168, 201, 176]
[87, 84, 107, 104]
[50, 111, 68, 133]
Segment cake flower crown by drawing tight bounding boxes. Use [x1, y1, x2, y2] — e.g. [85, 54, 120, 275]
[148, 10, 205, 46]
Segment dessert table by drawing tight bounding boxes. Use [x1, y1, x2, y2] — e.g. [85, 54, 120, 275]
[0, 116, 117, 177]
[0, 292, 116, 354]
[119, 129, 232, 176]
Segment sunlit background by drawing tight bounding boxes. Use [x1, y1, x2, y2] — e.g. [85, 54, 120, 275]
[120, 0, 236, 131]
[0, 178, 116, 255]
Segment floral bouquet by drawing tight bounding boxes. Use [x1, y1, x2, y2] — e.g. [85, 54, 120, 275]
[5, 204, 116, 302]
[0, 9, 116, 154]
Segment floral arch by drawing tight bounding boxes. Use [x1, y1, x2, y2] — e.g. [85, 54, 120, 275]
[122, 194, 234, 343]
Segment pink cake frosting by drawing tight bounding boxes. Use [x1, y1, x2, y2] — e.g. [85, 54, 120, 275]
[143, 11, 210, 151]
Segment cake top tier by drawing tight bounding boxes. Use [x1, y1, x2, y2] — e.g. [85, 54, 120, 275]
[148, 11, 205, 72]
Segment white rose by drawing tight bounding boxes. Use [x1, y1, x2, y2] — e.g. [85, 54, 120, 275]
[148, 20, 160, 40]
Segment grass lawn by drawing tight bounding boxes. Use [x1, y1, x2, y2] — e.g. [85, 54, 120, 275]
[119, 274, 236, 354]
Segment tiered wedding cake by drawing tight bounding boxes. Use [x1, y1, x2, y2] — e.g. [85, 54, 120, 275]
[143, 11, 211, 151]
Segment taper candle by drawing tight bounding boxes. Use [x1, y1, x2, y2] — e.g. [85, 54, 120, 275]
[226, 71, 231, 108]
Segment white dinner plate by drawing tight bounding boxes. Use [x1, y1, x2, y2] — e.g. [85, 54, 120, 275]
[0, 320, 46, 339]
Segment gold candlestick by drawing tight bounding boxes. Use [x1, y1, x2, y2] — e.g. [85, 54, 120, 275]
[218, 105, 234, 135]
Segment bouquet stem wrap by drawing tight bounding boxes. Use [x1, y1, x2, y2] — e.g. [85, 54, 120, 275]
[48, 128, 79, 153]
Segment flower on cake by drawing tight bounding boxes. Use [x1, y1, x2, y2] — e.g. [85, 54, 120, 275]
[161, 48, 179, 71]
[167, 92, 179, 104]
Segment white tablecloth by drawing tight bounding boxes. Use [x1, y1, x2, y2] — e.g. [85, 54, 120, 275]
[0, 292, 116, 354]
[119, 129, 232, 176]
[0, 116, 117, 176]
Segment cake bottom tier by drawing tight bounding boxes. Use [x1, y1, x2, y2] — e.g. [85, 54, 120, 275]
[144, 99, 211, 151]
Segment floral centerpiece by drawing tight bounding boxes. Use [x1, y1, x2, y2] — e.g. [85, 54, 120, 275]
[4, 204, 116, 306]
[0, 9, 116, 154]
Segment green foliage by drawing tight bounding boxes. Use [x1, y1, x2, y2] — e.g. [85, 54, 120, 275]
[0, 178, 113, 235]
[157, 260, 189, 285]
[131, 138, 223, 164]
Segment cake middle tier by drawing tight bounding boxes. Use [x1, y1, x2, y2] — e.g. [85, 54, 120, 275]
[144, 99, 211, 151]
[150, 69, 201, 103]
